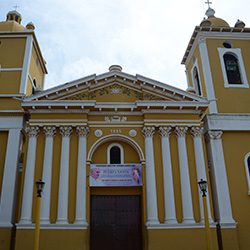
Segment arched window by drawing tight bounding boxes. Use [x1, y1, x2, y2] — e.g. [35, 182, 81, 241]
[218, 47, 249, 88]
[110, 146, 120, 164]
[244, 153, 250, 195]
[223, 53, 242, 84]
[107, 143, 124, 164]
[193, 67, 202, 95]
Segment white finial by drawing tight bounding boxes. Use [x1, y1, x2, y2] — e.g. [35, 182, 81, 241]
[206, 7, 215, 17]
[205, 1, 212, 8]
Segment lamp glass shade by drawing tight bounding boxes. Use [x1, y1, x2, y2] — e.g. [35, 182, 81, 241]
[36, 179, 45, 193]
[198, 179, 207, 193]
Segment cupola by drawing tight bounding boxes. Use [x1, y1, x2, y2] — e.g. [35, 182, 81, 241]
[6, 10, 22, 24]
[203, 7, 230, 27]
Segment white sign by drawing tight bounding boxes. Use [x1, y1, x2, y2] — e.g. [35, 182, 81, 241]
[89, 164, 142, 187]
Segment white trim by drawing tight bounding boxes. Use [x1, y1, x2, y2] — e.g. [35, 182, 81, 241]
[147, 222, 217, 229]
[217, 48, 249, 88]
[144, 123, 201, 127]
[87, 134, 145, 163]
[16, 223, 88, 230]
[0, 94, 25, 97]
[191, 59, 203, 96]
[203, 114, 250, 132]
[19, 35, 33, 94]
[0, 68, 22, 71]
[198, 37, 218, 113]
[88, 125, 143, 128]
[144, 119, 201, 123]
[244, 153, 250, 195]
[107, 142, 124, 164]
[0, 116, 24, 129]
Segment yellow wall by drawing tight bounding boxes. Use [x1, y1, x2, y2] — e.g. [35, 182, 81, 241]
[222, 131, 250, 249]
[27, 46, 45, 95]
[206, 38, 250, 113]
[0, 37, 26, 68]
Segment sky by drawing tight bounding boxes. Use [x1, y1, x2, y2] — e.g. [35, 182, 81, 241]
[1, 0, 250, 90]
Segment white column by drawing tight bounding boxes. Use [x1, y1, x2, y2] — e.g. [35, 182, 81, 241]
[158, 127, 178, 224]
[56, 127, 73, 224]
[175, 127, 195, 224]
[19, 127, 40, 224]
[40, 127, 56, 224]
[206, 130, 236, 225]
[0, 129, 22, 227]
[142, 127, 159, 225]
[198, 37, 218, 113]
[190, 127, 213, 223]
[74, 127, 89, 226]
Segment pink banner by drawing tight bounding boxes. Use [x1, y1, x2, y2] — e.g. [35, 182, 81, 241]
[90, 164, 142, 187]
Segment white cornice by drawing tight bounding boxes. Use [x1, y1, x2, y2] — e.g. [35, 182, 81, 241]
[203, 114, 250, 132]
[182, 26, 250, 65]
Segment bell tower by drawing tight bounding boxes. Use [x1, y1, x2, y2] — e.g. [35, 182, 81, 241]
[182, 7, 250, 114]
[0, 10, 47, 108]
[0, 11, 47, 249]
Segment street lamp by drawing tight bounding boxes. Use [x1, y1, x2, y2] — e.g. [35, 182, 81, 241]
[34, 179, 45, 250]
[198, 179, 212, 250]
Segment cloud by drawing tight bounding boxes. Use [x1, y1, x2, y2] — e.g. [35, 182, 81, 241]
[1, 0, 250, 91]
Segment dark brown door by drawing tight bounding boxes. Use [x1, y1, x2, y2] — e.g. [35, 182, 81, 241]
[90, 195, 142, 250]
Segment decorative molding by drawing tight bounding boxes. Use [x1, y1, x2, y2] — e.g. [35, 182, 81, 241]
[129, 129, 137, 137]
[110, 87, 121, 94]
[94, 129, 103, 137]
[190, 127, 203, 138]
[142, 127, 155, 137]
[199, 37, 206, 44]
[60, 127, 73, 137]
[207, 130, 223, 140]
[76, 127, 90, 137]
[105, 116, 127, 122]
[43, 127, 56, 137]
[27, 126, 40, 138]
[158, 127, 171, 137]
[174, 127, 188, 138]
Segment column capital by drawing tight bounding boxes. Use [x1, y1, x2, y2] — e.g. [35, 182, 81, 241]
[76, 127, 90, 137]
[142, 127, 155, 138]
[60, 127, 73, 137]
[158, 127, 171, 138]
[190, 127, 204, 138]
[199, 37, 206, 44]
[27, 126, 40, 138]
[43, 126, 56, 138]
[174, 127, 188, 138]
[207, 130, 223, 140]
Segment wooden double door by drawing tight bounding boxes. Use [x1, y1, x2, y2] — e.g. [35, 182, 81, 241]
[90, 195, 142, 250]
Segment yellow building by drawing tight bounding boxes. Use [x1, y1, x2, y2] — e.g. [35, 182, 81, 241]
[0, 7, 249, 250]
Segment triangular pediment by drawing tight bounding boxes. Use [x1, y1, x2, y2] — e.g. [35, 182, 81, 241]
[22, 68, 209, 112]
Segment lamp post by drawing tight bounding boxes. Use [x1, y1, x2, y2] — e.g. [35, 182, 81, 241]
[198, 179, 212, 250]
[34, 179, 45, 250]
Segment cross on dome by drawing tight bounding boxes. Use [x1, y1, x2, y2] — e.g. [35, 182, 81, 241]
[13, 5, 20, 11]
[205, 0, 212, 8]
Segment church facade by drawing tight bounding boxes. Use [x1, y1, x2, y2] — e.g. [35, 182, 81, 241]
[0, 7, 250, 250]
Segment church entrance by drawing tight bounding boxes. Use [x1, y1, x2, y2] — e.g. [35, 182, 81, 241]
[90, 195, 142, 250]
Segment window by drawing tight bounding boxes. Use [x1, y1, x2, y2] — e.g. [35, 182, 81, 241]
[223, 54, 241, 84]
[223, 41, 232, 48]
[218, 47, 249, 88]
[191, 59, 202, 96]
[244, 153, 250, 195]
[32, 78, 37, 94]
[107, 143, 124, 164]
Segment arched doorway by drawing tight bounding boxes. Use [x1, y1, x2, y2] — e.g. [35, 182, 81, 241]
[89, 138, 143, 250]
